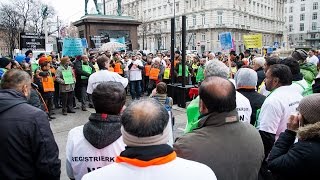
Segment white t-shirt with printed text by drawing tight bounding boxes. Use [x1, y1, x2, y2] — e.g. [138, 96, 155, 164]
[66, 125, 126, 180]
[258, 85, 303, 140]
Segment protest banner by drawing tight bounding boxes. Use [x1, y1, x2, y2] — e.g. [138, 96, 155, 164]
[62, 38, 83, 57]
[219, 32, 233, 50]
[243, 34, 262, 48]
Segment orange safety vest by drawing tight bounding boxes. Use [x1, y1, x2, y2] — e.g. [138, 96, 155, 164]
[149, 68, 160, 80]
[42, 72, 55, 92]
[50, 67, 56, 81]
[109, 66, 114, 72]
[145, 64, 151, 76]
[114, 63, 123, 74]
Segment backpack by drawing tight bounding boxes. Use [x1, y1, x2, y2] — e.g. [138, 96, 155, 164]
[293, 81, 313, 97]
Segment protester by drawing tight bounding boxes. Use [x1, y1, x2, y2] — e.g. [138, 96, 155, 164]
[82, 99, 217, 180]
[307, 49, 319, 66]
[0, 69, 60, 179]
[235, 68, 266, 125]
[74, 55, 95, 111]
[280, 57, 310, 96]
[291, 49, 318, 84]
[252, 57, 265, 88]
[0, 57, 11, 80]
[257, 64, 303, 179]
[87, 53, 128, 96]
[147, 57, 164, 95]
[56, 57, 76, 115]
[268, 94, 320, 180]
[196, 58, 206, 84]
[128, 54, 144, 100]
[66, 82, 126, 180]
[174, 76, 264, 180]
[185, 60, 252, 133]
[258, 56, 280, 96]
[34, 57, 56, 119]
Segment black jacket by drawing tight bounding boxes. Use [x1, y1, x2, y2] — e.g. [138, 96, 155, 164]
[268, 127, 320, 180]
[256, 67, 265, 88]
[238, 89, 266, 125]
[74, 60, 95, 85]
[0, 89, 61, 179]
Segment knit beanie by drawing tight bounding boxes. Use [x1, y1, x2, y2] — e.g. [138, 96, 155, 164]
[38, 57, 48, 66]
[298, 94, 320, 124]
[46, 55, 52, 62]
[234, 68, 257, 89]
[0, 57, 11, 68]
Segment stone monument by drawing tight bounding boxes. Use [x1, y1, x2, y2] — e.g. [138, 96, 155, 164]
[74, 0, 141, 50]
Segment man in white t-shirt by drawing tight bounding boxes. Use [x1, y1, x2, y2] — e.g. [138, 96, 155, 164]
[257, 64, 303, 159]
[86, 54, 128, 95]
[82, 99, 216, 180]
[66, 82, 126, 180]
[307, 49, 319, 66]
[128, 54, 144, 100]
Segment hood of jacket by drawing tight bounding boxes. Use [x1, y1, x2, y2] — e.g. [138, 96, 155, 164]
[298, 122, 320, 141]
[0, 89, 27, 114]
[83, 113, 122, 149]
[300, 63, 318, 76]
[198, 109, 239, 128]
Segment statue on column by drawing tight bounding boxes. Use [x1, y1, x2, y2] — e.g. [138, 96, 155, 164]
[117, 0, 122, 16]
[85, 0, 101, 15]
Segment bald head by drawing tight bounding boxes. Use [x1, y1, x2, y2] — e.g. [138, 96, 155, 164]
[199, 76, 236, 113]
[121, 99, 169, 137]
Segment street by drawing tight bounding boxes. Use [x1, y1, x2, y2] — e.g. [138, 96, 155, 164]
[50, 99, 187, 179]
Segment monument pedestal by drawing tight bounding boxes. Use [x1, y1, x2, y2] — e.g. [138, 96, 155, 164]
[73, 15, 141, 50]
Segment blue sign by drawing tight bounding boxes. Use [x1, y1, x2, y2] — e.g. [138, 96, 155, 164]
[274, 42, 279, 49]
[62, 38, 84, 57]
[81, 38, 88, 48]
[219, 32, 233, 50]
[267, 48, 274, 54]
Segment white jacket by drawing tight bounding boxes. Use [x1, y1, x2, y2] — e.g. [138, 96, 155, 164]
[82, 157, 217, 180]
[66, 125, 126, 180]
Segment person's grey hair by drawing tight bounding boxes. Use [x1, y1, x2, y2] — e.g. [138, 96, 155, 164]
[121, 99, 169, 137]
[253, 57, 265, 67]
[204, 60, 229, 79]
[1, 69, 31, 90]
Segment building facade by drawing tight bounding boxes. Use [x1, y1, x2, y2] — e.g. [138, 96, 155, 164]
[105, 0, 285, 53]
[285, 0, 320, 49]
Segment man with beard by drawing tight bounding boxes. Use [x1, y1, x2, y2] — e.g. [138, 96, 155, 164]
[0, 69, 60, 179]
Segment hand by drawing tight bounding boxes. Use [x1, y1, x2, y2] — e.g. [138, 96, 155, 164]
[287, 114, 300, 131]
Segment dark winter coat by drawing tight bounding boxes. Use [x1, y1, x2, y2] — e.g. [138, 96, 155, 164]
[238, 89, 266, 125]
[74, 60, 95, 86]
[0, 89, 61, 179]
[256, 67, 265, 88]
[268, 123, 320, 180]
[174, 110, 264, 180]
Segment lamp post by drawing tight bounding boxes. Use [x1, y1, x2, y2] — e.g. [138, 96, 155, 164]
[169, 0, 176, 84]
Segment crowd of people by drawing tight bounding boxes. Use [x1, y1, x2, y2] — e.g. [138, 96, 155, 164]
[0, 47, 320, 180]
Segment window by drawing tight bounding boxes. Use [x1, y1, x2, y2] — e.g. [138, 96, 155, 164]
[176, 3, 179, 13]
[301, 4, 305, 11]
[217, 12, 223, 24]
[300, 23, 304, 31]
[300, 14, 305, 21]
[299, 34, 303, 41]
[289, 15, 293, 22]
[313, 13, 318, 20]
[311, 34, 316, 38]
[312, 22, 317, 30]
[289, 6, 293, 13]
[314, 2, 318, 10]
[201, 34, 206, 41]
[201, 14, 205, 25]
[301, 0, 305, 1]
[192, 15, 196, 26]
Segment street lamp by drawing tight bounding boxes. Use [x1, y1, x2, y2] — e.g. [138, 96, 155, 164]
[168, 0, 176, 84]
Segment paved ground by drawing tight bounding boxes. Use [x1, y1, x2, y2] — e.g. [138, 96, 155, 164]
[50, 98, 188, 180]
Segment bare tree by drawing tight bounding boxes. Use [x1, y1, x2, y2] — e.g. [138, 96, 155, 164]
[0, 4, 21, 57]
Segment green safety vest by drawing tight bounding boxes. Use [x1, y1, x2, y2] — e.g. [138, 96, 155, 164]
[196, 65, 205, 83]
[81, 63, 92, 79]
[178, 64, 189, 77]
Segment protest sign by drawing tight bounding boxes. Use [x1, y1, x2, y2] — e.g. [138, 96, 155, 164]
[219, 32, 233, 50]
[243, 34, 262, 48]
[62, 38, 83, 57]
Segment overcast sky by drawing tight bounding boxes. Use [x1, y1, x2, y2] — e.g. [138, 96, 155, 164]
[2, 0, 98, 24]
